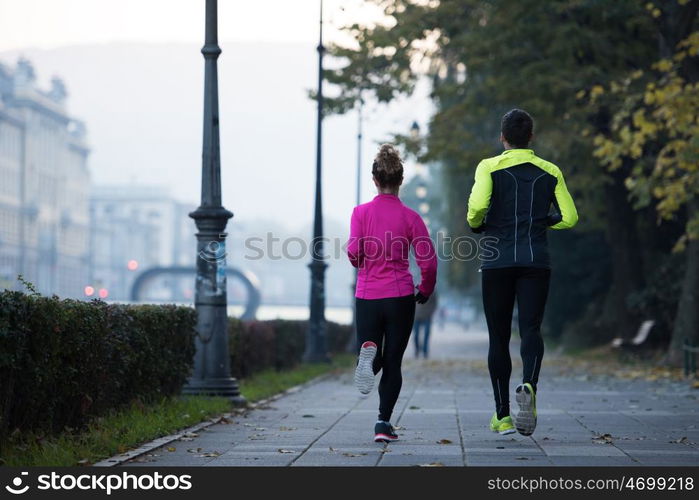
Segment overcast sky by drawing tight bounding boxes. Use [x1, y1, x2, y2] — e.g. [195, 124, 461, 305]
[0, 0, 383, 50]
[0, 1, 433, 233]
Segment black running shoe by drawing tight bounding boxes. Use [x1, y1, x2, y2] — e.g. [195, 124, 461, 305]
[374, 421, 398, 443]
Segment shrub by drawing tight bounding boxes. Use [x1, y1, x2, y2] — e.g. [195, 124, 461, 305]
[269, 320, 306, 370]
[227, 318, 352, 380]
[0, 291, 196, 443]
[326, 320, 353, 353]
[0, 288, 353, 444]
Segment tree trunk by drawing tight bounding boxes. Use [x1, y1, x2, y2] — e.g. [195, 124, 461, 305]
[662, 0, 699, 365]
[599, 167, 645, 339]
[668, 199, 699, 365]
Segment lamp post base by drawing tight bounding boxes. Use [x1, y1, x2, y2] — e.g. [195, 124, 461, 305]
[183, 377, 247, 407]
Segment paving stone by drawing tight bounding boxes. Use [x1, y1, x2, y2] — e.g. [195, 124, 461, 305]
[465, 454, 552, 466]
[378, 454, 464, 467]
[548, 456, 638, 466]
[539, 444, 627, 457]
[118, 325, 698, 468]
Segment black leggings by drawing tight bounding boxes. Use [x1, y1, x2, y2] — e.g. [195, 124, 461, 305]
[482, 267, 550, 418]
[356, 295, 415, 422]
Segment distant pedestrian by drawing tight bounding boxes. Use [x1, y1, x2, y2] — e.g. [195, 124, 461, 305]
[347, 144, 437, 443]
[413, 291, 438, 358]
[437, 305, 447, 331]
[467, 109, 578, 436]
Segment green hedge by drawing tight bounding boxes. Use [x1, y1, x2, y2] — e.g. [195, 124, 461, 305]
[0, 290, 353, 443]
[0, 291, 196, 443]
[228, 319, 352, 379]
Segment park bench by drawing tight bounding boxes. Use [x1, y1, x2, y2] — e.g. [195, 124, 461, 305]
[683, 338, 698, 378]
[611, 319, 655, 349]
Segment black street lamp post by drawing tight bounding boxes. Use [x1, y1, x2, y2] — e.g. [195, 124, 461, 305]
[184, 0, 245, 404]
[347, 99, 364, 353]
[356, 99, 363, 209]
[305, 0, 330, 363]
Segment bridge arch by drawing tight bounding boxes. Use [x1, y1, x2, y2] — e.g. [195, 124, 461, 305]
[130, 266, 261, 320]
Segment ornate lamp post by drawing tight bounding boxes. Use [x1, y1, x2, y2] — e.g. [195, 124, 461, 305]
[347, 98, 364, 352]
[184, 0, 245, 404]
[356, 99, 364, 209]
[304, 0, 330, 363]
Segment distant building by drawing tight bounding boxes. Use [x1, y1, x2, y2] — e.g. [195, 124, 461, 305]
[89, 185, 196, 300]
[0, 59, 90, 297]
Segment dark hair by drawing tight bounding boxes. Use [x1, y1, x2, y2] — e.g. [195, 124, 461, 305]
[372, 144, 404, 188]
[501, 108, 534, 148]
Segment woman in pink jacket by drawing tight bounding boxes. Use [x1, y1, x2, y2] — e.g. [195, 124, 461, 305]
[347, 144, 437, 443]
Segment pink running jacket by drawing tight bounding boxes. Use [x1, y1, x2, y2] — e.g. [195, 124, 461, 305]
[347, 193, 437, 300]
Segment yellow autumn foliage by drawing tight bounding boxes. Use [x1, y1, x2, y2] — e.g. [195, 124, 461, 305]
[593, 30, 699, 250]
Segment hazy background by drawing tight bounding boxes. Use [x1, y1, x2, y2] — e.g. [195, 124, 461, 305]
[0, 0, 433, 227]
[0, 0, 435, 313]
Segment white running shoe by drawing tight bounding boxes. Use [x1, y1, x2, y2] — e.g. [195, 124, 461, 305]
[354, 341, 378, 395]
[514, 383, 537, 436]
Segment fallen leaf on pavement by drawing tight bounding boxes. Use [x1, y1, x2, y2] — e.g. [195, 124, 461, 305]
[166, 447, 176, 452]
[186, 448, 203, 454]
[278, 449, 296, 454]
[437, 439, 453, 445]
[671, 437, 687, 444]
[409, 406, 420, 410]
[419, 462, 444, 467]
[196, 452, 221, 458]
[342, 452, 367, 457]
[592, 433, 614, 444]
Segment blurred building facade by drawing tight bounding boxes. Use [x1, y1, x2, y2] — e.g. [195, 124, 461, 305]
[0, 58, 355, 309]
[0, 59, 90, 297]
[0, 59, 199, 301]
[89, 185, 196, 300]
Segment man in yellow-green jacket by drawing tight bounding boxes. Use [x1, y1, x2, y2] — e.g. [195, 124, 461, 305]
[467, 109, 578, 437]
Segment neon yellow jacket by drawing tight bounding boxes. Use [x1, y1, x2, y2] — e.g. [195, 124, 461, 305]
[467, 149, 578, 268]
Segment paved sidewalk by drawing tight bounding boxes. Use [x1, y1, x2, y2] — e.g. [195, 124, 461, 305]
[121, 324, 699, 467]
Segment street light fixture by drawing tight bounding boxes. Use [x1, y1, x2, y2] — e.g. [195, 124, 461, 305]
[184, 0, 245, 404]
[305, 0, 330, 363]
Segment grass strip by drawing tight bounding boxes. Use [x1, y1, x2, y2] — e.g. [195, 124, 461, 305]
[0, 353, 354, 466]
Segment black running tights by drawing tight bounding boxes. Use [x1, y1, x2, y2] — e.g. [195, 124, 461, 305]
[482, 267, 550, 418]
[356, 295, 416, 422]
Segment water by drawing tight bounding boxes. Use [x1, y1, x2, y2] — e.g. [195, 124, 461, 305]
[108, 300, 353, 325]
[227, 304, 352, 325]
